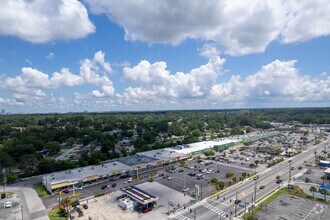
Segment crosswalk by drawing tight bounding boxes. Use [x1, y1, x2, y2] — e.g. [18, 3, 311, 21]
[202, 202, 230, 220]
[176, 214, 192, 220]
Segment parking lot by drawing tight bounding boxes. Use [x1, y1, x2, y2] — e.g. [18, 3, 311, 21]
[297, 166, 329, 185]
[255, 193, 330, 220]
[0, 194, 21, 220]
[156, 159, 252, 199]
[76, 182, 191, 220]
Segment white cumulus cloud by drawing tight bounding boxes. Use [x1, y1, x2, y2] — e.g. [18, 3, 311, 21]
[121, 55, 225, 103]
[86, 0, 330, 56]
[0, 0, 95, 43]
[210, 60, 330, 104]
[0, 51, 114, 104]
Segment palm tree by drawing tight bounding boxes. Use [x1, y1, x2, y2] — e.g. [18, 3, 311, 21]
[60, 197, 71, 209]
[309, 186, 317, 198]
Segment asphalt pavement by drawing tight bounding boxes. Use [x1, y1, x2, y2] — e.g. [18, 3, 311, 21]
[172, 138, 329, 220]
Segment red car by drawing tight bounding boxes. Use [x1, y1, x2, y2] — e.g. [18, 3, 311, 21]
[141, 207, 152, 213]
[62, 189, 70, 194]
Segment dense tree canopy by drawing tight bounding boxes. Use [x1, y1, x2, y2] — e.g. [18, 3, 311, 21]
[0, 108, 328, 176]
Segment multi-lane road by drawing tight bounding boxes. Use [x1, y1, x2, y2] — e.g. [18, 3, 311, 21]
[174, 139, 329, 220]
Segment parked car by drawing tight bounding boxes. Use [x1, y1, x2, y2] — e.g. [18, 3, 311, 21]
[111, 183, 117, 187]
[128, 177, 132, 182]
[5, 201, 12, 208]
[298, 166, 303, 170]
[182, 187, 190, 192]
[1, 193, 6, 199]
[167, 176, 174, 180]
[101, 185, 107, 190]
[141, 207, 152, 213]
[62, 189, 70, 194]
[83, 204, 88, 209]
[178, 170, 184, 173]
[259, 185, 265, 189]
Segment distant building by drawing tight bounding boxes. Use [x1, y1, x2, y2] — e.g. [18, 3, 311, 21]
[0, 108, 5, 115]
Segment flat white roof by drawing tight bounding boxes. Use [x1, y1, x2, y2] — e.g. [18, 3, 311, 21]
[169, 139, 238, 154]
[137, 148, 189, 161]
[121, 186, 158, 205]
[44, 161, 132, 185]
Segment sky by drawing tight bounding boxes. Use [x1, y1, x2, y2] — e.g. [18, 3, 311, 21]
[0, 0, 329, 113]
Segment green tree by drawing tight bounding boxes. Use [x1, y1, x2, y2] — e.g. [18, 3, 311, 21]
[192, 128, 201, 137]
[204, 150, 215, 156]
[309, 186, 317, 198]
[45, 141, 60, 156]
[232, 176, 237, 182]
[0, 151, 15, 168]
[226, 172, 234, 178]
[211, 178, 218, 184]
[218, 181, 225, 189]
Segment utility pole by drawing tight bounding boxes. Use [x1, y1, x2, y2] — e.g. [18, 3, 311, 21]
[193, 210, 197, 220]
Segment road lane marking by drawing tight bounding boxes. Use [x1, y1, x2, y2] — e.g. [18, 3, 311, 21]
[210, 199, 229, 206]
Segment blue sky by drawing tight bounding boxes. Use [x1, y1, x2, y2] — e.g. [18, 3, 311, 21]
[0, 0, 329, 113]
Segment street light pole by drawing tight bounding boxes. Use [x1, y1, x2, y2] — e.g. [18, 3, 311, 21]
[314, 149, 317, 163]
[244, 198, 247, 220]
[183, 169, 186, 189]
[234, 190, 238, 217]
[288, 160, 292, 183]
[254, 177, 257, 205]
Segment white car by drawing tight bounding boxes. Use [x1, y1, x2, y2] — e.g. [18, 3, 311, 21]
[128, 177, 132, 182]
[5, 201, 12, 208]
[167, 176, 174, 180]
[182, 187, 190, 192]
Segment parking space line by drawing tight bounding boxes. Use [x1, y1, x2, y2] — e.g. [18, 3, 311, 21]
[303, 206, 316, 220]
